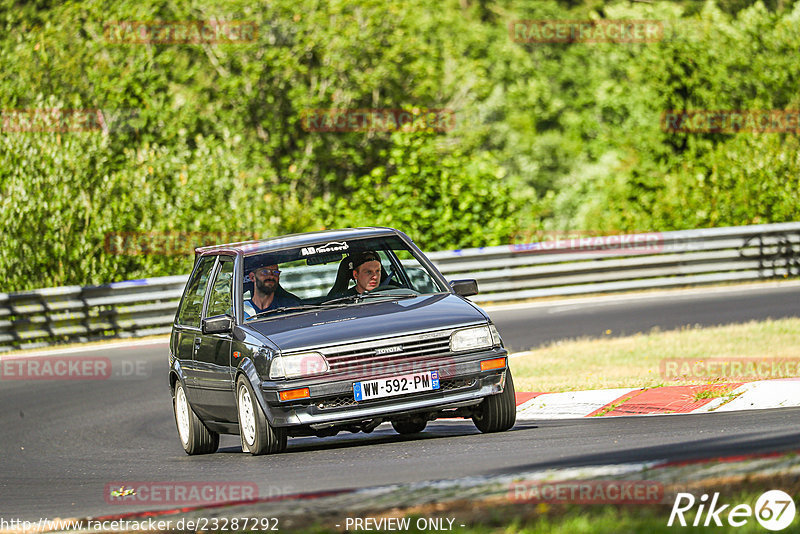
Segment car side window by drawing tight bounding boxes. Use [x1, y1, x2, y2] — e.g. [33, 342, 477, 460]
[176, 256, 217, 328]
[392, 249, 443, 293]
[206, 259, 234, 318]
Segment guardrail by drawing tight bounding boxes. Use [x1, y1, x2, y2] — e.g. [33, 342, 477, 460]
[2, 223, 799, 352]
[430, 222, 800, 302]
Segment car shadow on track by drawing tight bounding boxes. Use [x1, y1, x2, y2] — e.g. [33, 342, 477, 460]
[214, 420, 516, 455]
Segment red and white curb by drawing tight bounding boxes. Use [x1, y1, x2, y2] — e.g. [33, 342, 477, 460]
[514, 378, 800, 419]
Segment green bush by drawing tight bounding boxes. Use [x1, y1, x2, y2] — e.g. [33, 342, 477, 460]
[1, 0, 798, 291]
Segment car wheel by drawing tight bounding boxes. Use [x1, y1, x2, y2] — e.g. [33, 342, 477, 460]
[173, 381, 219, 455]
[472, 369, 517, 433]
[391, 419, 428, 435]
[236, 376, 287, 455]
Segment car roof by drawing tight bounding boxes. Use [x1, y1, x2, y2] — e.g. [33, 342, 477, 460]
[194, 227, 403, 257]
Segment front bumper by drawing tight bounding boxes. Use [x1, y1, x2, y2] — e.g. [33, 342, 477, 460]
[260, 349, 508, 427]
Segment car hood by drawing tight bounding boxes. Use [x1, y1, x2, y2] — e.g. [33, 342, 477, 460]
[241, 294, 487, 351]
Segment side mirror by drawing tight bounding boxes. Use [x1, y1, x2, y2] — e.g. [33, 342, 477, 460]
[449, 279, 479, 297]
[202, 314, 234, 335]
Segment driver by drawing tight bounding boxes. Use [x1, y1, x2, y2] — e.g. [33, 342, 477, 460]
[349, 251, 382, 295]
[244, 263, 301, 318]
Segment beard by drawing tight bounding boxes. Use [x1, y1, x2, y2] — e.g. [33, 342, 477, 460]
[255, 277, 277, 296]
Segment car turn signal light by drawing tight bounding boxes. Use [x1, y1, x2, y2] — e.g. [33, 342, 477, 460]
[279, 388, 310, 401]
[480, 357, 506, 371]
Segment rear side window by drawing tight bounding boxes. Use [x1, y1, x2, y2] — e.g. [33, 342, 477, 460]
[176, 256, 216, 327]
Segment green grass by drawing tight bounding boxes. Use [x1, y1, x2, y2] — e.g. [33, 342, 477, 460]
[509, 318, 800, 392]
[692, 385, 735, 401]
[589, 396, 635, 416]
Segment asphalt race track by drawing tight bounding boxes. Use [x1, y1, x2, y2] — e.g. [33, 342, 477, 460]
[1, 283, 799, 520]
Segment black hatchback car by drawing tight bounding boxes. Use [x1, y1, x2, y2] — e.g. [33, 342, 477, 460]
[169, 227, 515, 455]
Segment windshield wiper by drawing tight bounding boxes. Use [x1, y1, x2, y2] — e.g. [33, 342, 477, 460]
[323, 290, 418, 306]
[361, 287, 419, 298]
[253, 305, 321, 318]
[320, 294, 362, 305]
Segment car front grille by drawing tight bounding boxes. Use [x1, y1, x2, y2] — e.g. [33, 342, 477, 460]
[316, 396, 358, 410]
[316, 329, 455, 375]
[441, 377, 477, 392]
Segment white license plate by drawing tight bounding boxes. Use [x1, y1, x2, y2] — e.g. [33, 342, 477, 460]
[353, 370, 440, 401]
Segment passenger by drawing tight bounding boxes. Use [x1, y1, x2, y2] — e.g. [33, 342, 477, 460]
[244, 264, 301, 318]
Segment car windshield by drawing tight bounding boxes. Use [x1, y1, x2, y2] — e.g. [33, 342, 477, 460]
[242, 235, 446, 320]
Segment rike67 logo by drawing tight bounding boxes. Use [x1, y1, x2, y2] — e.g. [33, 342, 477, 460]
[668, 490, 796, 531]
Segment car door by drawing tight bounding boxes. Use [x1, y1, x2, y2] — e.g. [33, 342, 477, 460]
[193, 256, 237, 422]
[173, 255, 217, 402]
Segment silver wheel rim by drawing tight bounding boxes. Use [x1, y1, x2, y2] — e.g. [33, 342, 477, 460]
[175, 385, 190, 445]
[238, 385, 256, 446]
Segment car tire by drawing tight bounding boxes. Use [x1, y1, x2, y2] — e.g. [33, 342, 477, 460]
[472, 369, 517, 433]
[391, 419, 428, 435]
[173, 381, 219, 455]
[236, 376, 287, 455]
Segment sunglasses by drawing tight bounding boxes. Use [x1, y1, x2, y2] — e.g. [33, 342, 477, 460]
[255, 268, 281, 276]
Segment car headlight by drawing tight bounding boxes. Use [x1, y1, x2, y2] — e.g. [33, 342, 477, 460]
[450, 326, 493, 352]
[489, 324, 502, 347]
[269, 351, 329, 379]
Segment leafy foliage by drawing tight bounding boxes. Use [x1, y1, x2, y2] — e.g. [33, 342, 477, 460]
[1, 0, 798, 290]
